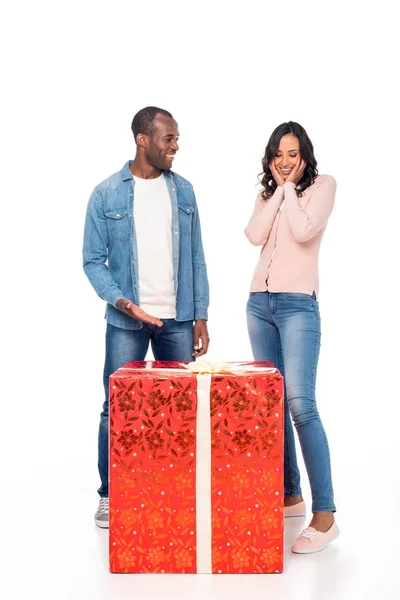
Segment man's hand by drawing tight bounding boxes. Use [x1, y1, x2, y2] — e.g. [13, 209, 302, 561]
[116, 299, 163, 327]
[192, 319, 210, 358]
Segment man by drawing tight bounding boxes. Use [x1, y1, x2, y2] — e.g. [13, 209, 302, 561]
[83, 107, 210, 528]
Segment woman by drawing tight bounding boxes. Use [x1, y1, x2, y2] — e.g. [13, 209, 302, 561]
[245, 121, 339, 554]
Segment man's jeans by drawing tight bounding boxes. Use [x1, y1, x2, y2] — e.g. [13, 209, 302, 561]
[98, 319, 194, 497]
[246, 291, 336, 513]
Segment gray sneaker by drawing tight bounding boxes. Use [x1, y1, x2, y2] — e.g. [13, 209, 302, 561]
[95, 497, 109, 528]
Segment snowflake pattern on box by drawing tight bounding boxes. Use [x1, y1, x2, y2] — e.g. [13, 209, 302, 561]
[109, 361, 284, 574]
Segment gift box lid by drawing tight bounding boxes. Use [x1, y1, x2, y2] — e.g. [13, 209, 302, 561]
[112, 360, 279, 378]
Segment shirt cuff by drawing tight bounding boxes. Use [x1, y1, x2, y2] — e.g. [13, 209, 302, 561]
[108, 291, 124, 308]
[194, 309, 208, 321]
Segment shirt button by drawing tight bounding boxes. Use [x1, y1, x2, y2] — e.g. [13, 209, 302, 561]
[174, 231, 178, 235]
[172, 187, 175, 191]
[117, 214, 120, 217]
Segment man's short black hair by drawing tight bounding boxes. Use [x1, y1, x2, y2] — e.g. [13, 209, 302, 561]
[131, 106, 173, 142]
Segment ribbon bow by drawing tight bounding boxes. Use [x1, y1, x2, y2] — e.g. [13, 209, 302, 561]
[183, 361, 277, 374]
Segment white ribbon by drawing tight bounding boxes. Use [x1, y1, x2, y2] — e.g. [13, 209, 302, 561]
[195, 373, 213, 573]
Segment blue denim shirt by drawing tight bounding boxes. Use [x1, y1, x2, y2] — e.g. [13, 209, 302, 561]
[83, 161, 209, 330]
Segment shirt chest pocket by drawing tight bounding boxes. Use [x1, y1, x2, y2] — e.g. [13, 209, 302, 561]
[105, 209, 130, 241]
[178, 205, 194, 236]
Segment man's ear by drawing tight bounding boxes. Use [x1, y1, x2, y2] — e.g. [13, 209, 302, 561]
[136, 133, 148, 149]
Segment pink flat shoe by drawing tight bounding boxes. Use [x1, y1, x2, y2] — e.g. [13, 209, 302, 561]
[284, 500, 306, 518]
[291, 521, 340, 554]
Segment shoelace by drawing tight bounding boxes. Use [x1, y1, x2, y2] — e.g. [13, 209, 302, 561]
[299, 528, 318, 540]
[99, 498, 109, 515]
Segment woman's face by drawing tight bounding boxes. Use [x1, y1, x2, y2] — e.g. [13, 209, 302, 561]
[273, 134, 301, 181]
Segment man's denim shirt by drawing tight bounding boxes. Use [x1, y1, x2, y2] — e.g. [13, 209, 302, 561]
[83, 161, 209, 330]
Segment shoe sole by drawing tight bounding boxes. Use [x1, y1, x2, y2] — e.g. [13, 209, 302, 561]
[284, 513, 306, 518]
[291, 534, 339, 554]
[95, 519, 109, 528]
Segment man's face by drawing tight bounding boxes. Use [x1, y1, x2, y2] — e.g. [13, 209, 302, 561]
[144, 114, 180, 170]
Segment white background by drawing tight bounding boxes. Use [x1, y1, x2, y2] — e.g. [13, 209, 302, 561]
[2, 1, 399, 598]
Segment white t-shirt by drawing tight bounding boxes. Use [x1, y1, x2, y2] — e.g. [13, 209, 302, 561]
[133, 173, 176, 318]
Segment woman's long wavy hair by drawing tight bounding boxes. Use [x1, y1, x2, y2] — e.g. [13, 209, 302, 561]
[259, 121, 318, 200]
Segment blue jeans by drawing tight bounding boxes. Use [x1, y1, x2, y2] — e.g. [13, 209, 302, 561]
[98, 320, 194, 497]
[246, 292, 336, 513]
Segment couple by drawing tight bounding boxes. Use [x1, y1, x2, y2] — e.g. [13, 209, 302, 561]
[83, 106, 339, 555]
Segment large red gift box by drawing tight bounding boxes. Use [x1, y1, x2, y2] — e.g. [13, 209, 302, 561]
[109, 361, 284, 574]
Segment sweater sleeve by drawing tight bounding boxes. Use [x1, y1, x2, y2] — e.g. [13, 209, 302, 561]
[283, 176, 336, 243]
[245, 186, 284, 246]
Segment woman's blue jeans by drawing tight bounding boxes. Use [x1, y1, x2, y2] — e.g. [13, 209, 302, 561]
[247, 291, 336, 513]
